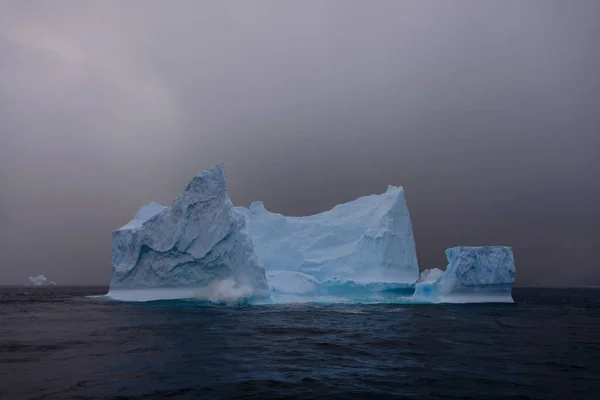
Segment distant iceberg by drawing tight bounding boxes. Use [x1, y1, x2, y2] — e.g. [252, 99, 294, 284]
[267, 270, 320, 296]
[24, 274, 56, 286]
[106, 164, 516, 304]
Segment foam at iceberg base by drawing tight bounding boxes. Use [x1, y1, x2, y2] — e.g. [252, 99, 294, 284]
[107, 164, 270, 303]
[106, 278, 255, 303]
[413, 246, 516, 303]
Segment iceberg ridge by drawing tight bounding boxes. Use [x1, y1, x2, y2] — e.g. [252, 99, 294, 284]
[238, 185, 420, 285]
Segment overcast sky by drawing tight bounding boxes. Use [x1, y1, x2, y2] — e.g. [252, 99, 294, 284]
[1, 1, 599, 286]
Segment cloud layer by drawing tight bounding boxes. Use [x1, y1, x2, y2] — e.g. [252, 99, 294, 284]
[1, 1, 599, 285]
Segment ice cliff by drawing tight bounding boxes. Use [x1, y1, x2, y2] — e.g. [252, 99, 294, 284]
[238, 185, 420, 289]
[24, 274, 56, 286]
[413, 246, 516, 303]
[107, 164, 270, 303]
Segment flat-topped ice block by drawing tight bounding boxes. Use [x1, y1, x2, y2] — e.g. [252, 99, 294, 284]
[237, 185, 420, 286]
[413, 246, 516, 303]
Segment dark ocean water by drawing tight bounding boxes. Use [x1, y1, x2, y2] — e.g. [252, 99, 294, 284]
[1, 287, 599, 399]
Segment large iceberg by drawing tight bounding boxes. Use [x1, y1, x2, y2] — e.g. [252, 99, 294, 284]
[24, 274, 56, 286]
[413, 246, 516, 303]
[107, 164, 270, 303]
[238, 185, 420, 294]
[106, 163, 517, 304]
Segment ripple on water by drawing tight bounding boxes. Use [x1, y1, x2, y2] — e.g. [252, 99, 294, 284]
[1, 287, 600, 399]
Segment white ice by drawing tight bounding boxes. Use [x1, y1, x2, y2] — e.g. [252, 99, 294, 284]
[419, 268, 444, 283]
[238, 185, 420, 288]
[117, 201, 167, 231]
[107, 278, 254, 304]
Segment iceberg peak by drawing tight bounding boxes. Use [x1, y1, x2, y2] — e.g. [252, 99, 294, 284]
[108, 164, 269, 302]
[184, 163, 227, 197]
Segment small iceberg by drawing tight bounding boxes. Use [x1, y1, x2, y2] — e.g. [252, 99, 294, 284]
[24, 274, 57, 286]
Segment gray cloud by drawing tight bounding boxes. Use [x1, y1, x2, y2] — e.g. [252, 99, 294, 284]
[0, 0, 599, 286]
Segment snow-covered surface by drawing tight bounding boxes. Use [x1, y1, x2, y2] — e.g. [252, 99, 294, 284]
[238, 185, 420, 286]
[117, 201, 167, 231]
[24, 274, 56, 286]
[107, 164, 269, 303]
[413, 246, 516, 303]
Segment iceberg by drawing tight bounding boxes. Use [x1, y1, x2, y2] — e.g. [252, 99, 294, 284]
[413, 246, 516, 303]
[105, 163, 518, 305]
[24, 274, 56, 286]
[118, 201, 167, 231]
[107, 164, 270, 303]
[238, 185, 420, 293]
